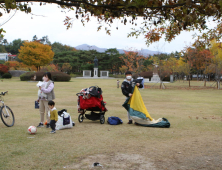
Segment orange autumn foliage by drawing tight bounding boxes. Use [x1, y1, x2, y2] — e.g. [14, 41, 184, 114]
[120, 50, 145, 73]
[18, 41, 54, 71]
[4, 61, 20, 70]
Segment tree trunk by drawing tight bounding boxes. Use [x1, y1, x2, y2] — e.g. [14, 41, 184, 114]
[189, 75, 191, 87]
[218, 73, 221, 90]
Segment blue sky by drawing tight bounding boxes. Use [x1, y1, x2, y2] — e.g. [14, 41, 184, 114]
[0, 3, 202, 53]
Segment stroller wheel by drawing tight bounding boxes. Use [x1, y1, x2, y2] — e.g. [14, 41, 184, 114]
[100, 115, 105, 124]
[78, 114, 84, 123]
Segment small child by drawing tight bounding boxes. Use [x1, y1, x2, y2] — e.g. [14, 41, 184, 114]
[48, 100, 58, 134]
[117, 79, 120, 88]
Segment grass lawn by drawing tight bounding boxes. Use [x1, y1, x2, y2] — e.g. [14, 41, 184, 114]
[0, 77, 222, 170]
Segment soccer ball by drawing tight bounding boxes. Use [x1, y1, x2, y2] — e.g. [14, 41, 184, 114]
[28, 126, 37, 134]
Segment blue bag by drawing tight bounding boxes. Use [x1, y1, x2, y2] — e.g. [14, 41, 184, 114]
[35, 101, 39, 109]
[107, 116, 123, 125]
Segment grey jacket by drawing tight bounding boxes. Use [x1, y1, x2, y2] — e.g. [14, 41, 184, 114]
[45, 80, 55, 100]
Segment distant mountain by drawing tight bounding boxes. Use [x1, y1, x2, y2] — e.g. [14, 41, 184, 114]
[75, 44, 161, 57]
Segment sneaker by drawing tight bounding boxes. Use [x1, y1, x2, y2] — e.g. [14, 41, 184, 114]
[50, 130, 56, 134]
[46, 123, 50, 128]
[127, 120, 133, 124]
[37, 122, 44, 127]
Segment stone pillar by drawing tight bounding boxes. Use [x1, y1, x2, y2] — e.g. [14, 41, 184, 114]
[94, 68, 98, 77]
[151, 64, 160, 82]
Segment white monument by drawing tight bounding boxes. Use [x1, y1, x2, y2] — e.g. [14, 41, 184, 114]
[83, 70, 91, 77]
[100, 71, 109, 78]
[94, 68, 98, 77]
[151, 64, 160, 82]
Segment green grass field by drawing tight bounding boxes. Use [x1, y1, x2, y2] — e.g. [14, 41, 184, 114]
[0, 78, 222, 170]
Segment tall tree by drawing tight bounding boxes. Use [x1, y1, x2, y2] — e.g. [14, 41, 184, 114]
[18, 41, 54, 71]
[2, 39, 8, 45]
[1, 1, 222, 47]
[120, 50, 145, 73]
[51, 42, 76, 53]
[103, 48, 122, 74]
[40, 36, 51, 45]
[62, 63, 72, 74]
[209, 39, 222, 89]
[0, 45, 6, 53]
[32, 35, 38, 41]
[177, 57, 190, 82]
[165, 56, 178, 80]
[4, 39, 24, 54]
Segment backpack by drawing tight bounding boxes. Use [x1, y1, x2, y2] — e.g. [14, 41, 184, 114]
[88, 86, 102, 97]
[107, 116, 123, 125]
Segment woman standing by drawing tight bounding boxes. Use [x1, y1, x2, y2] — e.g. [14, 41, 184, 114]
[37, 72, 55, 128]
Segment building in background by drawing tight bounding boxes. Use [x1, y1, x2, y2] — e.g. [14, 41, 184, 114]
[0, 53, 8, 61]
[0, 53, 17, 61]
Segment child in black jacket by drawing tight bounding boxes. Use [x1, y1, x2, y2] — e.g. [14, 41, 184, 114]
[121, 71, 143, 124]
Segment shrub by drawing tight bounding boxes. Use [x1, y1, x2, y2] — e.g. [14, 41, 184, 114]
[20, 72, 35, 81]
[0, 64, 9, 75]
[51, 72, 71, 81]
[2, 73, 12, 79]
[20, 71, 71, 82]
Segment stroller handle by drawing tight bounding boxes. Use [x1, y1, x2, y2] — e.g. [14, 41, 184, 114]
[76, 92, 83, 96]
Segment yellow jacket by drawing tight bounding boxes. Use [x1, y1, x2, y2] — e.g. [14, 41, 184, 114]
[50, 107, 58, 121]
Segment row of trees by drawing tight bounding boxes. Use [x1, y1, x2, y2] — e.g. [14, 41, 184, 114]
[1, 36, 222, 85]
[0, 36, 125, 74]
[53, 48, 123, 74]
[119, 39, 222, 87]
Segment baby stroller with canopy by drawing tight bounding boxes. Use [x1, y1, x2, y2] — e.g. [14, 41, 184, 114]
[76, 86, 108, 124]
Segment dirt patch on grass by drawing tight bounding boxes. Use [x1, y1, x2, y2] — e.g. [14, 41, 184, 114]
[65, 153, 156, 170]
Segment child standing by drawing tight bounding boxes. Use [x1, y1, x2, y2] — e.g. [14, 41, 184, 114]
[117, 79, 120, 88]
[121, 71, 143, 124]
[48, 100, 58, 134]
